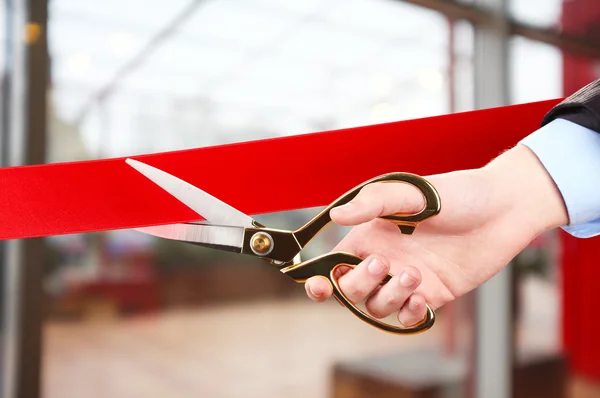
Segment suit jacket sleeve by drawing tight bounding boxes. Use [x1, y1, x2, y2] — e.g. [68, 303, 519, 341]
[541, 79, 600, 133]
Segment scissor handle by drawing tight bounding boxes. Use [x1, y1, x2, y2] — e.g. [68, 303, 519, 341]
[294, 172, 441, 247]
[280, 252, 435, 335]
[376, 173, 441, 234]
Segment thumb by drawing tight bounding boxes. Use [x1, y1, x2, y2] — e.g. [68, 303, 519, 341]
[330, 181, 426, 226]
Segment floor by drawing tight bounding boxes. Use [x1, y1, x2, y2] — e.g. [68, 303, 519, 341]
[42, 299, 439, 398]
[41, 277, 598, 398]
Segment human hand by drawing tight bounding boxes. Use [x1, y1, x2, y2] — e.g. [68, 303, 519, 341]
[304, 144, 569, 326]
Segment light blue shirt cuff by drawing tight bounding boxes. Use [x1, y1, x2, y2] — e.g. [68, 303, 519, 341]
[519, 118, 600, 238]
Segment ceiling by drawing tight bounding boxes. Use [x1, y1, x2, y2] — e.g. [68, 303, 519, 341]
[48, 0, 455, 158]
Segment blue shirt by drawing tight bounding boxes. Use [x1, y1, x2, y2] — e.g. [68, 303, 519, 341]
[520, 118, 600, 238]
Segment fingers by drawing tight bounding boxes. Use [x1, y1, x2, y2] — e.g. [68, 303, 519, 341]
[330, 182, 426, 226]
[336, 255, 390, 303]
[364, 266, 421, 318]
[305, 276, 333, 302]
[305, 266, 352, 302]
[304, 254, 428, 327]
[398, 294, 427, 326]
[305, 254, 391, 305]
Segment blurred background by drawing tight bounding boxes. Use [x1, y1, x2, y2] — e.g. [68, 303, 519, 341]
[1, 0, 600, 397]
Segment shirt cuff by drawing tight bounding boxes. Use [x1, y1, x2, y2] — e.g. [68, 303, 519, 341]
[519, 118, 600, 238]
[562, 219, 600, 238]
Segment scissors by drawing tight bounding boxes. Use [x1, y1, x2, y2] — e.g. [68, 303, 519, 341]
[125, 158, 441, 335]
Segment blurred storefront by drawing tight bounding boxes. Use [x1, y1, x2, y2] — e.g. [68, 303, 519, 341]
[0, 1, 599, 398]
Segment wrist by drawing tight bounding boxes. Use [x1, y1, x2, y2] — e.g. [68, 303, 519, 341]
[480, 144, 569, 236]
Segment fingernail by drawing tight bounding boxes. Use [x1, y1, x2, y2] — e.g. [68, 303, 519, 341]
[309, 285, 322, 298]
[333, 202, 354, 212]
[400, 272, 416, 287]
[368, 259, 386, 275]
[408, 299, 420, 311]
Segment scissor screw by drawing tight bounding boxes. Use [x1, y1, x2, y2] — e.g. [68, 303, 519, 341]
[250, 232, 273, 256]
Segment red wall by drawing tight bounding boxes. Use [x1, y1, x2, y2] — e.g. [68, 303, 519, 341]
[560, 0, 600, 381]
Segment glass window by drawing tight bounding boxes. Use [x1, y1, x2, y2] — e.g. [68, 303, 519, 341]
[452, 19, 475, 112]
[509, 36, 563, 104]
[509, 0, 563, 28]
[49, 0, 454, 159]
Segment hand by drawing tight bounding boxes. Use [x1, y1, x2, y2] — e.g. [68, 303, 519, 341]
[304, 144, 569, 326]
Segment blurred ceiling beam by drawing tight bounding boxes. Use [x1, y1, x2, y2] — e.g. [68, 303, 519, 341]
[401, 0, 600, 59]
[75, 0, 207, 125]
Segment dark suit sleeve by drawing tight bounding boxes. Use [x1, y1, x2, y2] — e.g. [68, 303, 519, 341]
[540, 79, 600, 133]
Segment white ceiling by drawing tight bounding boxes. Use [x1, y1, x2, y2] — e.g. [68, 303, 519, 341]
[510, 0, 562, 28]
[48, 0, 454, 158]
[47, 0, 566, 159]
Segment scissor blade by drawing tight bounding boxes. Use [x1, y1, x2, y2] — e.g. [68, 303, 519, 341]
[126, 158, 255, 228]
[134, 223, 244, 252]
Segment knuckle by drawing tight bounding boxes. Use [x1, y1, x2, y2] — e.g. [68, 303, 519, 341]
[409, 300, 422, 312]
[369, 253, 389, 266]
[405, 266, 422, 280]
[398, 295, 427, 326]
[346, 283, 368, 300]
[385, 293, 403, 307]
[363, 254, 390, 275]
[408, 296, 425, 313]
[358, 183, 379, 198]
[362, 182, 387, 198]
[400, 315, 420, 327]
[357, 184, 386, 214]
[365, 303, 386, 319]
[400, 267, 421, 287]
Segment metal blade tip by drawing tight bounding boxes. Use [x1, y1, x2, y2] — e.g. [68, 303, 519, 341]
[125, 158, 146, 170]
[125, 158, 163, 180]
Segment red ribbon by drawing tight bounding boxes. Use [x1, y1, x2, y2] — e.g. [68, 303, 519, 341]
[0, 99, 561, 240]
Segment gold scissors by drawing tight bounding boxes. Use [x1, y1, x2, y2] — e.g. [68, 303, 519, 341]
[125, 158, 441, 335]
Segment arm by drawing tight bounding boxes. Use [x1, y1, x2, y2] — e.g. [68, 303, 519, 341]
[522, 78, 600, 238]
[520, 118, 600, 238]
[303, 79, 600, 326]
